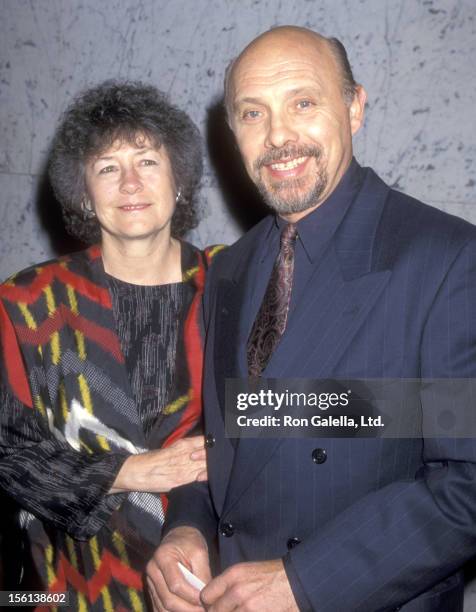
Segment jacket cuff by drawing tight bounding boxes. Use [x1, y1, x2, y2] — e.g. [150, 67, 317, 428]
[67, 450, 131, 539]
[163, 482, 218, 546]
[283, 553, 314, 612]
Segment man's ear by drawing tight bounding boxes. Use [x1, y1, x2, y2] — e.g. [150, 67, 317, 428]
[349, 85, 367, 135]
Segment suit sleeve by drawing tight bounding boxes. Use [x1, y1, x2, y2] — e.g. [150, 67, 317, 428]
[162, 482, 218, 546]
[0, 300, 129, 540]
[285, 237, 476, 611]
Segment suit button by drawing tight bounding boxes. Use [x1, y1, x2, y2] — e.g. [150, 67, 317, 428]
[287, 537, 301, 550]
[219, 522, 235, 537]
[312, 448, 327, 464]
[205, 434, 215, 448]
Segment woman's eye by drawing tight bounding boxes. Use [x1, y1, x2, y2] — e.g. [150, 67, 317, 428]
[141, 159, 158, 166]
[98, 165, 116, 174]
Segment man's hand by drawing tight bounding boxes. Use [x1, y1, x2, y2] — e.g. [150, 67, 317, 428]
[146, 526, 211, 611]
[200, 559, 299, 612]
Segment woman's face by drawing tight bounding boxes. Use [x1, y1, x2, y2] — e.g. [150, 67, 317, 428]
[84, 136, 177, 243]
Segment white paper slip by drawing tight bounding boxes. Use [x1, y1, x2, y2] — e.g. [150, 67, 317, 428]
[178, 561, 206, 591]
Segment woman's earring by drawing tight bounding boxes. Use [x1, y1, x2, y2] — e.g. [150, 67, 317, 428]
[81, 198, 96, 220]
[175, 188, 182, 203]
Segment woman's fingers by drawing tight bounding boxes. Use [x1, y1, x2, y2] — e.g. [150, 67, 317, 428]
[196, 470, 208, 482]
[173, 435, 205, 450]
[190, 448, 206, 461]
[109, 435, 208, 494]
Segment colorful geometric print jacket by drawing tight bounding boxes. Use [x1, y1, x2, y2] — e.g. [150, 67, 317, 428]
[0, 242, 224, 611]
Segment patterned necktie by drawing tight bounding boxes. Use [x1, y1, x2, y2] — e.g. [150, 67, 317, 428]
[247, 223, 298, 376]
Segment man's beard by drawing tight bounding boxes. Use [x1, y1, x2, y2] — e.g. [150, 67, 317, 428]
[252, 145, 328, 215]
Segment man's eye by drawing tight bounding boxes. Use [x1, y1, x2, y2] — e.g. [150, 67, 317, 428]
[141, 159, 158, 166]
[98, 165, 116, 175]
[242, 110, 261, 120]
[296, 100, 314, 110]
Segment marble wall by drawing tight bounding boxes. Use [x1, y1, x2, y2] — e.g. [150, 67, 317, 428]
[1, 0, 475, 280]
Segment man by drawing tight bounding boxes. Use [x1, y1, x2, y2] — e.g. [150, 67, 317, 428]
[147, 26, 476, 611]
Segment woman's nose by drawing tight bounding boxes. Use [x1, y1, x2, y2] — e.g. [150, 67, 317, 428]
[119, 166, 143, 194]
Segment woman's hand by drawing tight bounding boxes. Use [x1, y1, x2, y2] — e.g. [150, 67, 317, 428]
[109, 436, 207, 494]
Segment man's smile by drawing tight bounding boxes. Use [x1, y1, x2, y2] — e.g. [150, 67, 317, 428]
[266, 155, 310, 179]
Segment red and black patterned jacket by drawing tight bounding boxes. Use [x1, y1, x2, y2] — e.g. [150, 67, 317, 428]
[0, 242, 224, 611]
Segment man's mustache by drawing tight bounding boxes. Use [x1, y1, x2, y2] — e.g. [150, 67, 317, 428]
[254, 145, 323, 171]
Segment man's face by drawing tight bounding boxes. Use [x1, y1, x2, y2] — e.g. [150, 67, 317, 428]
[228, 33, 366, 221]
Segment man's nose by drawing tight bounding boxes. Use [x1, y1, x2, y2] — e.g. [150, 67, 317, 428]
[264, 114, 299, 149]
[119, 166, 143, 194]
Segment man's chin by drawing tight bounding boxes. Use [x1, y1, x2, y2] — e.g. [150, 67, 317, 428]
[257, 174, 328, 216]
[264, 198, 316, 216]
[260, 187, 318, 215]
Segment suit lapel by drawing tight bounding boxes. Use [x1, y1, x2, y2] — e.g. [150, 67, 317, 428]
[214, 278, 246, 404]
[268, 250, 391, 378]
[209, 223, 272, 513]
[214, 217, 275, 397]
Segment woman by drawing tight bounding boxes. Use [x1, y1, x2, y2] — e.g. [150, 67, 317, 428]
[0, 81, 222, 610]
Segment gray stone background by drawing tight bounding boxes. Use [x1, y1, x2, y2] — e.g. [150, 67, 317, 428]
[1, 0, 476, 605]
[1, 0, 475, 281]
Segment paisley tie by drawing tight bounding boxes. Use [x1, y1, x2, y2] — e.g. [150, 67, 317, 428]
[247, 223, 298, 376]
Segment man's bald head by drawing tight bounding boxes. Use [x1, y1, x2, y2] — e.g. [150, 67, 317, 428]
[224, 26, 358, 120]
[221, 25, 367, 221]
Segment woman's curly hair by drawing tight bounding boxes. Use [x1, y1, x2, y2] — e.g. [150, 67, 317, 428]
[48, 80, 203, 243]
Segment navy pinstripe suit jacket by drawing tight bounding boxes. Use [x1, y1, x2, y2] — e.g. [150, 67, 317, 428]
[166, 166, 476, 611]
